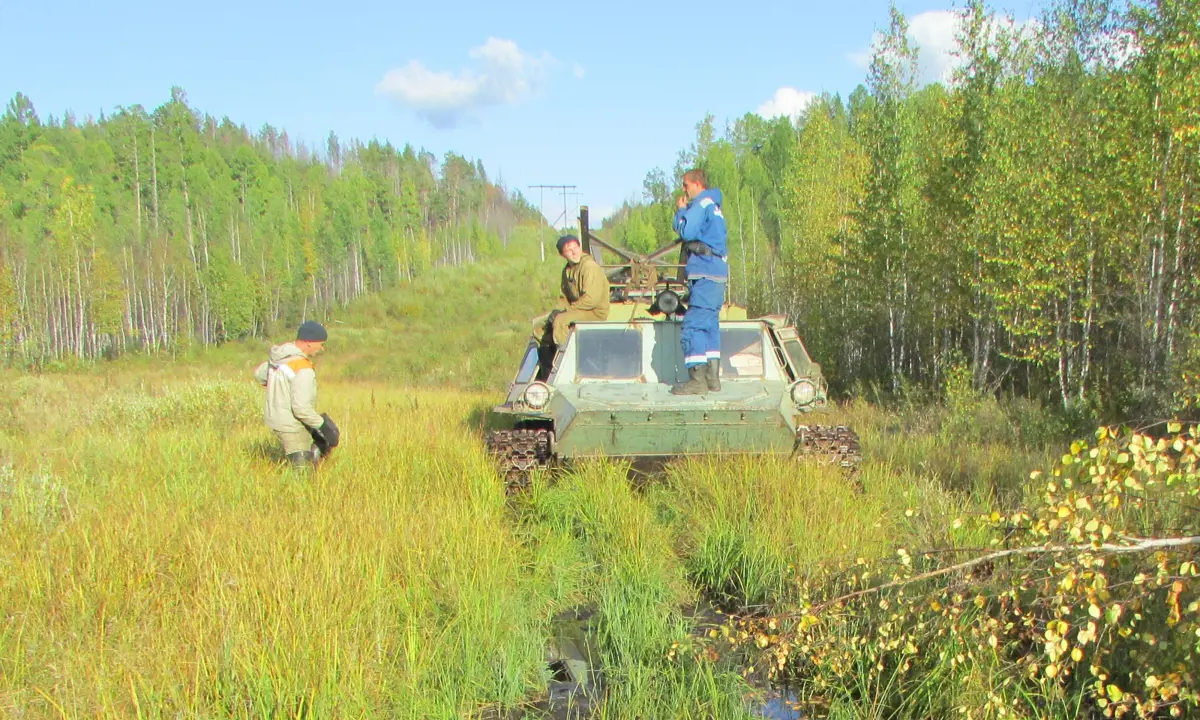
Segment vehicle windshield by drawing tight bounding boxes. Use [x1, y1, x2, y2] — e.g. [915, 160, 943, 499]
[782, 339, 816, 377]
[514, 344, 539, 384]
[720, 328, 765, 377]
[576, 328, 642, 379]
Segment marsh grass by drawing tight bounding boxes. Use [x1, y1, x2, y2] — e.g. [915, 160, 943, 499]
[0, 378, 559, 718]
[658, 455, 897, 609]
[323, 257, 561, 391]
[0, 259, 1076, 719]
[516, 463, 756, 718]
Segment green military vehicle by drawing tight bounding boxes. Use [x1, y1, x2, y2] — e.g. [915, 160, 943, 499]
[486, 208, 861, 490]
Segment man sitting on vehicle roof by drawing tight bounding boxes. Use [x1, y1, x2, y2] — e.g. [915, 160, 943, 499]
[531, 234, 611, 380]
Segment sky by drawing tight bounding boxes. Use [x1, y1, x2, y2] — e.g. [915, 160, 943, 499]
[0, 0, 1042, 227]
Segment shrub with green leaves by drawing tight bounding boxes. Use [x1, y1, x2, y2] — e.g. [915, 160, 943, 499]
[704, 424, 1199, 719]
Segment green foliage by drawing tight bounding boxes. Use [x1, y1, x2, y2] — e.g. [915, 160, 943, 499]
[604, 0, 1200, 420]
[940, 357, 1014, 447]
[0, 89, 545, 364]
[707, 424, 1200, 719]
[3, 320, 1182, 719]
[325, 250, 560, 391]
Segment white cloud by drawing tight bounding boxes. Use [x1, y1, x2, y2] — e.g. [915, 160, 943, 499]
[909, 10, 961, 84]
[850, 10, 1039, 86]
[573, 63, 585, 79]
[756, 87, 817, 122]
[848, 49, 872, 70]
[377, 38, 554, 129]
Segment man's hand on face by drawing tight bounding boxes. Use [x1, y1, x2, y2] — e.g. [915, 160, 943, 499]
[676, 194, 687, 210]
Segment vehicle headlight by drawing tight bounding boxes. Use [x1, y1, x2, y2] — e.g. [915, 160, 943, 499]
[654, 289, 681, 314]
[791, 379, 817, 406]
[523, 382, 551, 409]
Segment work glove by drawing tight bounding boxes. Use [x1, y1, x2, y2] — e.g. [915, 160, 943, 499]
[318, 413, 340, 448]
[308, 413, 339, 453]
[307, 424, 328, 455]
[547, 309, 565, 325]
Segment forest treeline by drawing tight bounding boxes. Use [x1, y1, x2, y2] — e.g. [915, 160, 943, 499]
[0, 87, 543, 363]
[605, 0, 1198, 418]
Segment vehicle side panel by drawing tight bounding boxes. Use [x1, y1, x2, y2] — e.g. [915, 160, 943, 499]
[555, 408, 795, 457]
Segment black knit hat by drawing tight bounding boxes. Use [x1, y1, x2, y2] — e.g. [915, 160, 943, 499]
[296, 320, 328, 342]
[556, 234, 580, 255]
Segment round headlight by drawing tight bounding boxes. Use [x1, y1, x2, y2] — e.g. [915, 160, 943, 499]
[791, 379, 817, 406]
[523, 382, 551, 409]
[654, 290, 681, 315]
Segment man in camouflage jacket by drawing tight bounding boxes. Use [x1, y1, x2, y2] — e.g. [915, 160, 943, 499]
[530, 234, 611, 379]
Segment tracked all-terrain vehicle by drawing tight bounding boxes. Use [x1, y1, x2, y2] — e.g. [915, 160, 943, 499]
[486, 207, 861, 490]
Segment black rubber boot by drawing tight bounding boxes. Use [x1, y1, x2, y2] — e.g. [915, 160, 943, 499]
[671, 363, 709, 395]
[287, 451, 314, 468]
[535, 344, 556, 382]
[706, 358, 721, 392]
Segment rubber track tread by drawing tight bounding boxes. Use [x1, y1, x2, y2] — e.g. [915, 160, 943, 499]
[794, 424, 864, 488]
[486, 428, 553, 493]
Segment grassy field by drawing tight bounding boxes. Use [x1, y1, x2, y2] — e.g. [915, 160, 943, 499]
[0, 258, 1086, 719]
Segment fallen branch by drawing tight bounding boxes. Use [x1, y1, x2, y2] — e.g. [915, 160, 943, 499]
[808, 535, 1200, 615]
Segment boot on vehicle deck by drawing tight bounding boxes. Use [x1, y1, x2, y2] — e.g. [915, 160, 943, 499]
[706, 358, 721, 392]
[671, 363, 709, 395]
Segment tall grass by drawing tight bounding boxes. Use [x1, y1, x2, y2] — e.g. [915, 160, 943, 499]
[517, 463, 755, 718]
[323, 257, 561, 390]
[659, 455, 901, 610]
[0, 258, 1078, 719]
[0, 379, 556, 718]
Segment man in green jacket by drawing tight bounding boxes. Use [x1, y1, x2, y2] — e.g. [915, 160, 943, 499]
[531, 234, 610, 379]
[253, 321, 340, 467]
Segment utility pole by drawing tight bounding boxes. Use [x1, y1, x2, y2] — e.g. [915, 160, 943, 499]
[566, 191, 584, 224]
[529, 184, 577, 261]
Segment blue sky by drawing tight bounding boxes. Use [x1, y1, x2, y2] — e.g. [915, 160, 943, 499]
[0, 0, 1041, 226]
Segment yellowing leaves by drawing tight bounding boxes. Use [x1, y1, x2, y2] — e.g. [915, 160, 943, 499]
[768, 423, 1200, 719]
[1106, 604, 1123, 624]
[1077, 621, 1098, 646]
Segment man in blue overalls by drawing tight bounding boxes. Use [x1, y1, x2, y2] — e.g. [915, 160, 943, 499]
[671, 169, 728, 395]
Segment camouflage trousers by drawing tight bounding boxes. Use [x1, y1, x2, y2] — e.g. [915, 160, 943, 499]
[531, 308, 606, 346]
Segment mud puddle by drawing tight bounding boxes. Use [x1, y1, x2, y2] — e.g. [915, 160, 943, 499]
[484, 601, 801, 719]
[478, 606, 604, 720]
[683, 601, 807, 719]
[542, 606, 605, 718]
[756, 688, 804, 719]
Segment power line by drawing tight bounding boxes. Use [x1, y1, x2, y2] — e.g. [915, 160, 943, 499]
[566, 191, 584, 217]
[529, 184, 577, 260]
